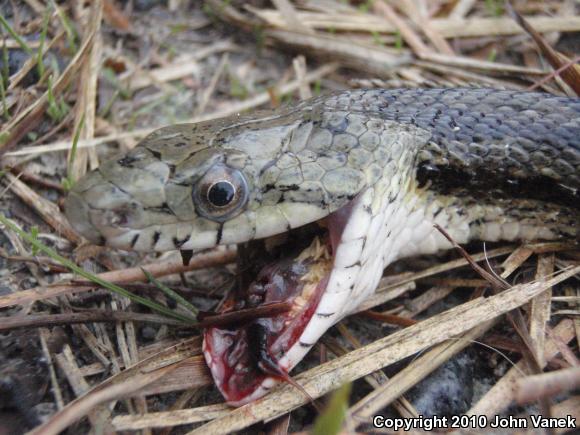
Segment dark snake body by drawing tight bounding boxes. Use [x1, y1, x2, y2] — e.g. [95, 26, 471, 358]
[320, 88, 580, 209]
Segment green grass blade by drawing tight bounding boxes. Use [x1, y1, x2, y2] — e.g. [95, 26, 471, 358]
[50, 0, 77, 52]
[2, 38, 9, 86]
[0, 75, 8, 118]
[64, 113, 85, 190]
[46, 74, 69, 122]
[0, 213, 197, 324]
[141, 268, 199, 317]
[36, 10, 51, 79]
[30, 226, 39, 255]
[0, 14, 32, 54]
[312, 382, 352, 435]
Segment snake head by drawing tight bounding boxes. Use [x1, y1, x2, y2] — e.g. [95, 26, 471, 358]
[65, 109, 370, 252]
[65, 107, 390, 406]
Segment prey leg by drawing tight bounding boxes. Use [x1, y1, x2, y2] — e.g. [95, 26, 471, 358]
[247, 320, 318, 408]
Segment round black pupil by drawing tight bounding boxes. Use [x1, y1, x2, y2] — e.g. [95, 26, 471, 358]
[208, 182, 235, 207]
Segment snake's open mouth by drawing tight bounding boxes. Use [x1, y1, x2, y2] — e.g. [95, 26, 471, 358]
[203, 204, 353, 406]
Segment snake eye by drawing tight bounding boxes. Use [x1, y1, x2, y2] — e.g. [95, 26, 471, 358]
[207, 181, 235, 207]
[193, 164, 248, 222]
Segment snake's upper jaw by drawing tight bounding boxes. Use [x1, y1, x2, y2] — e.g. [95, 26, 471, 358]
[63, 148, 333, 253]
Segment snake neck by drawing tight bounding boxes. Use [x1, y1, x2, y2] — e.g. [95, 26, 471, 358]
[278, 148, 578, 374]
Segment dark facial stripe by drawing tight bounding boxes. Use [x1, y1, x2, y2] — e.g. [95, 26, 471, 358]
[152, 231, 161, 247]
[173, 235, 191, 248]
[216, 224, 224, 245]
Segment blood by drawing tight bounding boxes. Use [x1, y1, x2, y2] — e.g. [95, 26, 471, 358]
[203, 258, 328, 404]
[203, 197, 358, 404]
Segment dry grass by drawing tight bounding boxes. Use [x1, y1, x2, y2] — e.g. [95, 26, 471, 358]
[0, 1, 579, 434]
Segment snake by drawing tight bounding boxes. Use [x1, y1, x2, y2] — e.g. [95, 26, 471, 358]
[64, 88, 580, 406]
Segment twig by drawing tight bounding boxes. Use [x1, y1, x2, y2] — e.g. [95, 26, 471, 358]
[507, 2, 580, 95]
[527, 55, 580, 91]
[0, 213, 195, 323]
[357, 310, 417, 327]
[39, 328, 65, 410]
[197, 302, 292, 328]
[433, 223, 509, 290]
[0, 248, 236, 309]
[0, 310, 186, 332]
[515, 367, 580, 405]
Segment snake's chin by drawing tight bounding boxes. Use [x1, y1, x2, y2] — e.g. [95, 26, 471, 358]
[203, 205, 352, 406]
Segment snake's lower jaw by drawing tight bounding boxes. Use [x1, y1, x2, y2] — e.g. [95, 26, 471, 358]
[203, 226, 335, 406]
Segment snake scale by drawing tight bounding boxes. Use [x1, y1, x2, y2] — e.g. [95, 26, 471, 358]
[65, 88, 579, 405]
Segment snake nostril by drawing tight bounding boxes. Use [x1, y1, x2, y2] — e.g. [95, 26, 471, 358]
[106, 202, 140, 227]
[110, 211, 129, 226]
